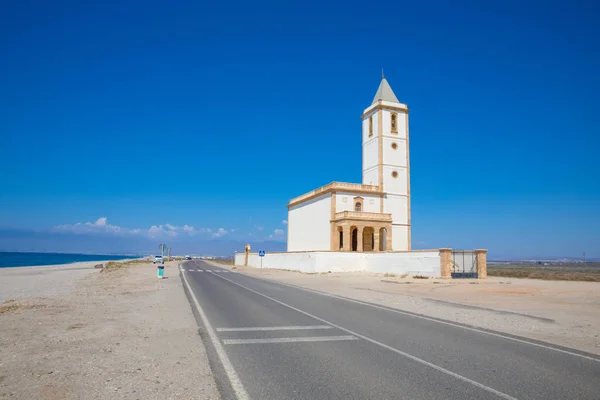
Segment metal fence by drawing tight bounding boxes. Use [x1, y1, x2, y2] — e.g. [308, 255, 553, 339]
[451, 250, 478, 279]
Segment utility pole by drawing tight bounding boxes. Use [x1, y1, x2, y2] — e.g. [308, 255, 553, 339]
[583, 252, 586, 266]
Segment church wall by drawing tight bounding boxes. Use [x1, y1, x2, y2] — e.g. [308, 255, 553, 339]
[336, 192, 380, 213]
[392, 225, 410, 251]
[363, 168, 378, 186]
[383, 137, 407, 167]
[362, 111, 378, 142]
[380, 109, 407, 139]
[363, 139, 378, 170]
[382, 165, 408, 194]
[287, 193, 331, 251]
[384, 195, 408, 224]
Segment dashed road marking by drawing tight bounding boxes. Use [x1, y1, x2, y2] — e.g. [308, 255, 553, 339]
[217, 325, 333, 332]
[223, 335, 357, 345]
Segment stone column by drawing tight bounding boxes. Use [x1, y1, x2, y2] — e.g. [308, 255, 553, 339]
[475, 249, 488, 279]
[373, 229, 380, 252]
[386, 227, 392, 252]
[342, 226, 351, 252]
[357, 226, 364, 252]
[439, 248, 452, 279]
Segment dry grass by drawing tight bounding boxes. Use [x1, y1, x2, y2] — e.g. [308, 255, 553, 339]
[400, 273, 409, 278]
[102, 258, 148, 272]
[488, 267, 600, 282]
[0, 299, 45, 315]
[413, 275, 429, 279]
[383, 273, 397, 278]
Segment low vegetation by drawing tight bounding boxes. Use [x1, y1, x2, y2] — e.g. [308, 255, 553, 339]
[102, 258, 149, 272]
[0, 299, 44, 315]
[413, 275, 429, 279]
[383, 273, 397, 277]
[488, 267, 600, 282]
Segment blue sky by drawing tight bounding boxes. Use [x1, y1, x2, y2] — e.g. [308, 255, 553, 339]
[1, 0, 599, 258]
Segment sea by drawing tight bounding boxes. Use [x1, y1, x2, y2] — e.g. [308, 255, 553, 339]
[0, 252, 138, 268]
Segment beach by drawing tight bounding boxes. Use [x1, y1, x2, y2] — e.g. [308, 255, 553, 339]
[0, 260, 219, 399]
[0, 261, 108, 302]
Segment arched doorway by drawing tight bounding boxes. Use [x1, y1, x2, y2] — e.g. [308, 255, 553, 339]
[379, 228, 387, 251]
[363, 227, 375, 251]
[351, 227, 358, 251]
[338, 227, 344, 250]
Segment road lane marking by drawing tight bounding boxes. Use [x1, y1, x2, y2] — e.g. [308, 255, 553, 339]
[188, 269, 194, 271]
[217, 325, 333, 332]
[209, 271, 518, 400]
[223, 335, 357, 345]
[180, 266, 249, 400]
[245, 277, 600, 364]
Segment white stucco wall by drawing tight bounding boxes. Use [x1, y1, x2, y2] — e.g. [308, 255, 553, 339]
[381, 109, 407, 139]
[363, 167, 378, 186]
[363, 139, 378, 170]
[335, 192, 380, 213]
[287, 193, 331, 251]
[362, 111, 379, 142]
[383, 137, 407, 168]
[384, 195, 408, 225]
[235, 251, 440, 277]
[382, 166, 408, 195]
[392, 225, 409, 251]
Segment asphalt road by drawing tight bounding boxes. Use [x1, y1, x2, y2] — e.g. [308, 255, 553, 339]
[180, 260, 600, 400]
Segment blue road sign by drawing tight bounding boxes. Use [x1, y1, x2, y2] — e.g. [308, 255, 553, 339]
[259, 250, 265, 257]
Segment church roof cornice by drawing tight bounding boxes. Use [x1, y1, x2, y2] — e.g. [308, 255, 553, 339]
[288, 182, 385, 208]
[361, 102, 410, 119]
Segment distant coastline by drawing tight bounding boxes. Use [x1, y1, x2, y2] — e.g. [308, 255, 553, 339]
[0, 251, 140, 268]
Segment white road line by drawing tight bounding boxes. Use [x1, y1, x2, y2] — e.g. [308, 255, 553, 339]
[209, 271, 518, 400]
[250, 277, 600, 364]
[224, 335, 357, 345]
[180, 266, 249, 400]
[217, 325, 333, 332]
[188, 269, 194, 271]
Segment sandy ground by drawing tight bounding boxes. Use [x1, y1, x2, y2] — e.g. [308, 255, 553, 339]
[213, 263, 600, 356]
[0, 261, 219, 400]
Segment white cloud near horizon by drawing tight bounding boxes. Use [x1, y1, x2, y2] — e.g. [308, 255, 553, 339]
[282, 220, 288, 225]
[213, 228, 228, 238]
[267, 229, 285, 240]
[55, 218, 215, 239]
[55, 217, 122, 234]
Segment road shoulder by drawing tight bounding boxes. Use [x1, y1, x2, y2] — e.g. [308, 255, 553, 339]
[0, 262, 219, 399]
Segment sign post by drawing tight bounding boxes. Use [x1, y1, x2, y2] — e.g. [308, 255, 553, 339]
[259, 250, 265, 269]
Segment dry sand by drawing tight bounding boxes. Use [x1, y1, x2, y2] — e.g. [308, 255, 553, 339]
[213, 263, 600, 356]
[0, 261, 219, 400]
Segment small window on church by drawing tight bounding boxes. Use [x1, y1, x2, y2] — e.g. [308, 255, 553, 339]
[368, 116, 373, 137]
[355, 203, 362, 212]
[391, 142, 398, 150]
[392, 171, 399, 178]
[391, 113, 398, 133]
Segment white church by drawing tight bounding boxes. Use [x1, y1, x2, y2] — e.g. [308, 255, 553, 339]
[287, 76, 410, 253]
[236, 76, 487, 278]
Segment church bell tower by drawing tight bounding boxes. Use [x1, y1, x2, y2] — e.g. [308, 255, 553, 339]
[361, 76, 411, 251]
